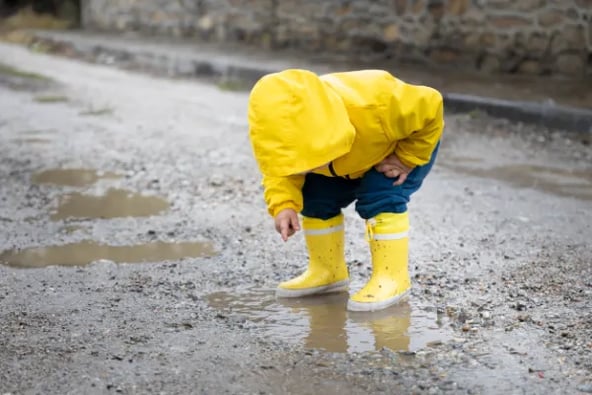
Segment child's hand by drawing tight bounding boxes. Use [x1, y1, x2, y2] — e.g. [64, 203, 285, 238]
[274, 208, 300, 242]
[375, 153, 415, 186]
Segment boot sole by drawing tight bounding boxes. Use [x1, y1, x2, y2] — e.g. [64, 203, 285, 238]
[346, 289, 410, 312]
[276, 279, 349, 298]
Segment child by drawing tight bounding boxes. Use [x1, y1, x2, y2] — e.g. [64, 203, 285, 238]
[248, 69, 443, 312]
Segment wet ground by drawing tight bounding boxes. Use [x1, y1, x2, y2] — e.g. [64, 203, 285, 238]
[0, 42, 591, 394]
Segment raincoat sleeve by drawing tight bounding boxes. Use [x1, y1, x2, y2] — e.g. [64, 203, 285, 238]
[387, 81, 444, 168]
[262, 174, 305, 217]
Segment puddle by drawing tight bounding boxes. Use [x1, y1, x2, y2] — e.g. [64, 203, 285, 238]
[51, 188, 169, 220]
[12, 138, 51, 144]
[207, 289, 451, 354]
[0, 240, 216, 268]
[33, 168, 120, 187]
[21, 129, 56, 135]
[441, 162, 592, 201]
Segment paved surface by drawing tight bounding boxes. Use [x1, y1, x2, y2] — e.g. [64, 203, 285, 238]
[0, 41, 591, 394]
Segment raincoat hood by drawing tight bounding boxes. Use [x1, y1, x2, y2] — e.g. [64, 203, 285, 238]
[248, 69, 355, 177]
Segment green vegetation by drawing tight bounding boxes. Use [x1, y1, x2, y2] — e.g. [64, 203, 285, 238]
[34, 95, 69, 103]
[217, 78, 252, 92]
[0, 62, 50, 81]
[79, 107, 114, 116]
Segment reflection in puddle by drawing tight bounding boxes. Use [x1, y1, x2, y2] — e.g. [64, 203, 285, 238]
[33, 168, 120, 187]
[441, 161, 592, 201]
[51, 188, 169, 220]
[207, 289, 450, 354]
[0, 240, 217, 268]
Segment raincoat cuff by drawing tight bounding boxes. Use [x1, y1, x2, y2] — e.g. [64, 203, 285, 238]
[397, 156, 417, 169]
[270, 202, 300, 217]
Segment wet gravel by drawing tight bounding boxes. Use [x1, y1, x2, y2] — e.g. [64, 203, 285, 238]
[0, 42, 591, 394]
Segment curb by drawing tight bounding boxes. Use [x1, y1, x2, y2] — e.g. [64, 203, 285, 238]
[444, 93, 592, 133]
[30, 30, 592, 133]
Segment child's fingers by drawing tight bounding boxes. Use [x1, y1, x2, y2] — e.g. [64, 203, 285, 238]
[290, 214, 301, 231]
[282, 216, 300, 240]
[393, 172, 408, 186]
[274, 209, 300, 241]
[279, 220, 290, 241]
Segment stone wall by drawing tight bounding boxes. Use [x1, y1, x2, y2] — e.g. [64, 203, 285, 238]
[81, 0, 592, 78]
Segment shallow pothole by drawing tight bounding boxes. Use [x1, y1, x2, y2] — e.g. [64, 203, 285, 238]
[32, 168, 120, 187]
[0, 240, 217, 268]
[12, 137, 52, 144]
[51, 188, 169, 220]
[207, 288, 451, 354]
[441, 159, 592, 201]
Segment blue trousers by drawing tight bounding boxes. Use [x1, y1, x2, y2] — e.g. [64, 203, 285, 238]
[301, 142, 440, 220]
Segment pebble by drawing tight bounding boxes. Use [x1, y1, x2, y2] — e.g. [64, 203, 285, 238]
[577, 383, 592, 393]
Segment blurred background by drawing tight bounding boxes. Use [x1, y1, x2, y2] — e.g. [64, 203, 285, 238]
[1, 0, 591, 80]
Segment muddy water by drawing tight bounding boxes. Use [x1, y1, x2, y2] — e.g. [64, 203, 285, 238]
[33, 168, 120, 187]
[51, 188, 169, 220]
[207, 289, 450, 354]
[12, 137, 51, 144]
[0, 240, 216, 268]
[441, 159, 592, 201]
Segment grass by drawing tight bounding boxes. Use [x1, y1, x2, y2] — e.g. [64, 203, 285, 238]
[0, 62, 50, 81]
[0, 7, 71, 32]
[79, 107, 114, 117]
[34, 95, 69, 103]
[217, 79, 253, 92]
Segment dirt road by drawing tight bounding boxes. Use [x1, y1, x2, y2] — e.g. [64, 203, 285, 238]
[1, 42, 591, 394]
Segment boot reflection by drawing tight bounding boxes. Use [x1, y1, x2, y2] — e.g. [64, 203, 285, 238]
[348, 300, 411, 352]
[276, 294, 411, 353]
[277, 293, 349, 353]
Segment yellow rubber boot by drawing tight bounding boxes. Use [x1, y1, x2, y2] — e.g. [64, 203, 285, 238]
[276, 214, 349, 298]
[347, 212, 411, 312]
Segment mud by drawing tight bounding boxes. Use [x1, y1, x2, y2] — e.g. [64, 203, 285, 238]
[440, 161, 592, 201]
[0, 43, 591, 394]
[51, 188, 169, 220]
[33, 168, 120, 187]
[0, 240, 216, 268]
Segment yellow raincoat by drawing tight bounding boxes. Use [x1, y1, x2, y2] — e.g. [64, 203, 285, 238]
[248, 69, 444, 217]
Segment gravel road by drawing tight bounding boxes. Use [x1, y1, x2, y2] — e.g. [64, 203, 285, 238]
[1, 42, 591, 395]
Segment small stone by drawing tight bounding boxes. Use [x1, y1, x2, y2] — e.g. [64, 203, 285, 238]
[447, 0, 469, 15]
[198, 15, 214, 31]
[393, 0, 407, 15]
[209, 175, 224, 187]
[518, 60, 542, 75]
[577, 383, 592, 393]
[430, 48, 461, 63]
[489, 15, 530, 28]
[517, 314, 530, 322]
[479, 54, 501, 73]
[383, 24, 400, 43]
[538, 9, 565, 27]
[427, 340, 443, 347]
[556, 53, 585, 76]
